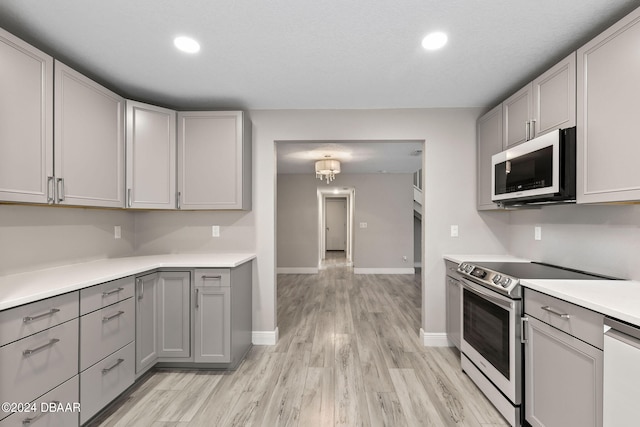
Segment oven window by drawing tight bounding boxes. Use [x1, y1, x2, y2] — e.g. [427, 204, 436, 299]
[463, 288, 510, 379]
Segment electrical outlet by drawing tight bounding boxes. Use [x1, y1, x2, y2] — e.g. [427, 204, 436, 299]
[359, 222, 368, 228]
[451, 225, 459, 237]
[212, 225, 220, 237]
[114, 226, 121, 239]
[534, 226, 542, 241]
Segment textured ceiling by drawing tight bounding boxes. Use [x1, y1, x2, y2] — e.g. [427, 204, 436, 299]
[0, 0, 637, 111]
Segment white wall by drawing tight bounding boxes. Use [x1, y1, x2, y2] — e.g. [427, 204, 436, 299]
[252, 108, 511, 336]
[0, 204, 134, 276]
[507, 204, 640, 280]
[277, 173, 414, 271]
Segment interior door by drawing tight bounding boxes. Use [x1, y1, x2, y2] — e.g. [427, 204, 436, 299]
[325, 198, 346, 251]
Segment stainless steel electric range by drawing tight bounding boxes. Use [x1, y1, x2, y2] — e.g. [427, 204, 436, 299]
[456, 261, 613, 426]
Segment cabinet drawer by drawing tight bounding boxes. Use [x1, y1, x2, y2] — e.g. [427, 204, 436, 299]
[194, 269, 230, 287]
[0, 292, 79, 347]
[80, 276, 134, 315]
[80, 342, 134, 424]
[80, 298, 135, 371]
[525, 288, 604, 349]
[0, 375, 79, 426]
[0, 318, 78, 406]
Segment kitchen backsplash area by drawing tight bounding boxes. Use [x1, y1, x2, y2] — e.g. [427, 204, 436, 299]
[504, 204, 640, 280]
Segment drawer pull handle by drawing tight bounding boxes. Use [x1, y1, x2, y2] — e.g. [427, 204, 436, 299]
[201, 275, 222, 280]
[22, 401, 59, 425]
[102, 358, 125, 375]
[103, 311, 125, 322]
[23, 338, 60, 357]
[23, 308, 60, 323]
[541, 306, 571, 319]
[102, 287, 124, 297]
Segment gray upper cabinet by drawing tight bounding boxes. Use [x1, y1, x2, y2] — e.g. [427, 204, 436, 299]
[503, 53, 576, 149]
[576, 6, 640, 204]
[54, 60, 125, 208]
[477, 104, 503, 210]
[125, 101, 177, 209]
[0, 27, 54, 204]
[177, 111, 252, 210]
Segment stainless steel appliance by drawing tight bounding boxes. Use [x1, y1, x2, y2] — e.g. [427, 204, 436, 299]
[457, 261, 611, 427]
[491, 127, 576, 206]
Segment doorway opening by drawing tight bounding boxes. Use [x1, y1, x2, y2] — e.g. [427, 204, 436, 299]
[318, 186, 354, 270]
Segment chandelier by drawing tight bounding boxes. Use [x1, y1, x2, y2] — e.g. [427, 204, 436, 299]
[315, 158, 341, 184]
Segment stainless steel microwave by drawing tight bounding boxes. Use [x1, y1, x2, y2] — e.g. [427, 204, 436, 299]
[491, 127, 576, 206]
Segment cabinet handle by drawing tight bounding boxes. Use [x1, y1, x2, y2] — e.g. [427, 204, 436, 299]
[47, 176, 55, 204]
[541, 305, 571, 319]
[102, 287, 124, 297]
[127, 188, 132, 207]
[525, 121, 530, 141]
[102, 358, 125, 375]
[23, 308, 60, 323]
[521, 317, 529, 344]
[56, 178, 65, 202]
[201, 275, 222, 280]
[103, 310, 125, 322]
[137, 279, 144, 300]
[195, 288, 199, 309]
[22, 401, 59, 425]
[530, 119, 536, 139]
[23, 338, 60, 357]
[177, 191, 181, 209]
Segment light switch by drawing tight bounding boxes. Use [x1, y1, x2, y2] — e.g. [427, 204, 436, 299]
[212, 225, 220, 237]
[114, 226, 121, 239]
[359, 222, 368, 229]
[451, 225, 459, 237]
[534, 226, 542, 241]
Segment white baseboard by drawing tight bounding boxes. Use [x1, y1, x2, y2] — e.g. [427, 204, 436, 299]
[252, 328, 279, 345]
[354, 267, 415, 275]
[277, 267, 318, 274]
[420, 329, 453, 347]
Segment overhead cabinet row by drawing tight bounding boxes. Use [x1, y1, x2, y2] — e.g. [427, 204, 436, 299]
[0, 27, 251, 210]
[478, 5, 640, 209]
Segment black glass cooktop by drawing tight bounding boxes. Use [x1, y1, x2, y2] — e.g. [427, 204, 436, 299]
[471, 261, 617, 280]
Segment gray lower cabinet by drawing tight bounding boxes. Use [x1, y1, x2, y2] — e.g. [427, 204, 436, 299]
[576, 6, 640, 203]
[157, 272, 191, 359]
[524, 289, 603, 427]
[135, 273, 159, 375]
[476, 104, 503, 210]
[444, 260, 461, 349]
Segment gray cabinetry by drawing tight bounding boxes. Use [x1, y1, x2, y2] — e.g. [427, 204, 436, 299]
[576, 6, 640, 203]
[157, 272, 191, 358]
[445, 260, 461, 349]
[125, 101, 177, 209]
[177, 111, 252, 210]
[0, 27, 53, 204]
[524, 289, 603, 427]
[476, 104, 503, 210]
[135, 273, 158, 375]
[54, 60, 124, 208]
[503, 53, 576, 149]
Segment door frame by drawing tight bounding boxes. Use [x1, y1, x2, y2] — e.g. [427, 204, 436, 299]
[318, 186, 354, 269]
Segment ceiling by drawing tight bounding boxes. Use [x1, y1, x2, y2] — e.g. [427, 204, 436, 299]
[1, 1, 637, 175]
[0, 0, 637, 111]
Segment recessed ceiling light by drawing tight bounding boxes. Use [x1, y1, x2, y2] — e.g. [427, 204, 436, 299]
[174, 36, 200, 54]
[422, 32, 448, 50]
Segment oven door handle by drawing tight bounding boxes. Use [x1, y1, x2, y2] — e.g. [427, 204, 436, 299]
[461, 279, 514, 310]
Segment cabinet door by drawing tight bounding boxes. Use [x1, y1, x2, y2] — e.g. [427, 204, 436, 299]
[135, 273, 158, 374]
[576, 7, 640, 203]
[532, 52, 576, 137]
[446, 276, 461, 349]
[157, 272, 190, 358]
[126, 101, 177, 209]
[0, 28, 53, 204]
[476, 104, 503, 210]
[502, 83, 532, 148]
[525, 316, 603, 427]
[194, 286, 231, 363]
[177, 111, 251, 210]
[54, 60, 124, 207]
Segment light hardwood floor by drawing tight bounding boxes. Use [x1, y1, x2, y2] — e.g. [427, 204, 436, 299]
[93, 260, 508, 426]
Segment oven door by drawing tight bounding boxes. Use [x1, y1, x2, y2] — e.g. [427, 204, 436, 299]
[461, 278, 522, 404]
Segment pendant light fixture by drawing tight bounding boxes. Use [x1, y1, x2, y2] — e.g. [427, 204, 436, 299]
[315, 156, 341, 184]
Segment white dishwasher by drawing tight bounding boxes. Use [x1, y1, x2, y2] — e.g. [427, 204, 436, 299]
[603, 317, 640, 427]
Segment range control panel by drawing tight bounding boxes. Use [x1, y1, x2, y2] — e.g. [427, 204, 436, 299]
[457, 262, 520, 296]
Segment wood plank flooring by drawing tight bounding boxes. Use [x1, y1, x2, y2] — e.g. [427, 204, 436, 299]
[93, 261, 508, 426]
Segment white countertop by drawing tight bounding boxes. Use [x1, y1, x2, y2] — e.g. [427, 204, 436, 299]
[0, 253, 256, 311]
